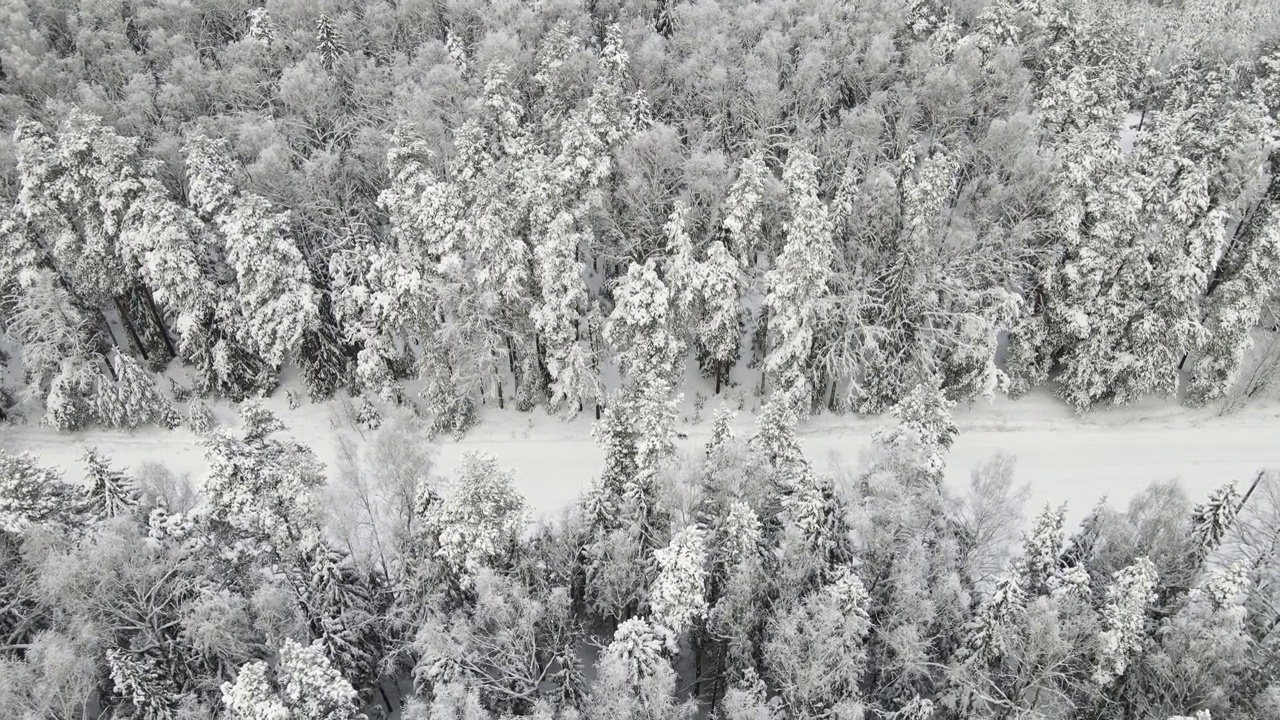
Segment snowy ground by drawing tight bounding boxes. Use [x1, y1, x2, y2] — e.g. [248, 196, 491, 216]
[3, 383, 1278, 531]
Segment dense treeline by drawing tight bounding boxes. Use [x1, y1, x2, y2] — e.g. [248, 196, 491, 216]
[3, 0, 1280, 432]
[1, 392, 1278, 719]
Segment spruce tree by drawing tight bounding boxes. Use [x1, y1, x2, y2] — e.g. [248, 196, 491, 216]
[82, 447, 138, 521]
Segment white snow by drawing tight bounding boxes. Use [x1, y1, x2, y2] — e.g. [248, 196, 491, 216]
[3, 384, 1278, 532]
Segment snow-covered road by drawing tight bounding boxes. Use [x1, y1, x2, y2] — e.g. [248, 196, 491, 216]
[4, 388, 1278, 530]
[434, 424, 1279, 528]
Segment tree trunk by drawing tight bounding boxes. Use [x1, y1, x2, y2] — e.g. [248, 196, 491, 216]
[1206, 152, 1279, 300]
[113, 296, 148, 361]
[139, 285, 176, 358]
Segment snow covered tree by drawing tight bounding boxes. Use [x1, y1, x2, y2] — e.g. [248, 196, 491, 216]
[529, 210, 599, 416]
[718, 500, 762, 569]
[961, 573, 1031, 665]
[606, 259, 684, 391]
[0, 451, 86, 535]
[1124, 556, 1253, 719]
[722, 150, 769, 269]
[11, 112, 196, 375]
[585, 24, 641, 156]
[117, 175, 246, 395]
[587, 617, 692, 720]
[764, 146, 833, 411]
[890, 379, 958, 463]
[697, 240, 744, 394]
[246, 7, 278, 45]
[106, 648, 178, 720]
[315, 14, 347, 71]
[108, 350, 179, 429]
[662, 201, 701, 334]
[299, 536, 382, 696]
[200, 403, 324, 556]
[594, 375, 680, 515]
[1015, 503, 1068, 596]
[583, 386, 677, 622]
[1189, 482, 1243, 562]
[184, 133, 319, 373]
[82, 447, 138, 521]
[221, 659, 289, 720]
[751, 388, 806, 472]
[1190, 104, 1280, 406]
[649, 526, 708, 641]
[428, 452, 527, 586]
[412, 569, 564, 714]
[1094, 557, 1159, 687]
[762, 566, 872, 717]
[221, 638, 365, 720]
[13, 113, 136, 307]
[2, 267, 102, 404]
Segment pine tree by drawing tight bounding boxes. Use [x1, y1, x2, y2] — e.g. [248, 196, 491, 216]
[530, 210, 599, 416]
[3, 267, 101, 404]
[184, 134, 320, 372]
[82, 447, 138, 520]
[764, 146, 832, 411]
[315, 14, 348, 71]
[722, 151, 768, 269]
[649, 526, 708, 641]
[109, 350, 179, 429]
[246, 7, 278, 45]
[106, 648, 178, 719]
[663, 201, 701, 334]
[1015, 503, 1067, 595]
[0, 451, 86, 535]
[429, 452, 527, 586]
[13, 113, 136, 306]
[587, 617, 690, 720]
[302, 535, 380, 696]
[697, 240, 744, 394]
[1094, 557, 1158, 687]
[718, 500, 762, 568]
[1189, 482, 1242, 563]
[221, 638, 365, 720]
[959, 572, 1027, 665]
[606, 259, 684, 391]
[201, 403, 325, 556]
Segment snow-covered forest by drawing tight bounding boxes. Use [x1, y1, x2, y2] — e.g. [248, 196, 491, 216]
[3, 397, 1279, 720]
[3, 0, 1280, 428]
[3, 0, 1280, 717]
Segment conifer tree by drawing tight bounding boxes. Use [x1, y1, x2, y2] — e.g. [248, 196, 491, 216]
[649, 526, 708, 642]
[764, 146, 832, 412]
[315, 14, 348, 71]
[0, 451, 86, 535]
[428, 452, 527, 586]
[697, 240, 744, 394]
[221, 638, 365, 720]
[1094, 557, 1158, 687]
[184, 134, 320, 374]
[82, 447, 138, 520]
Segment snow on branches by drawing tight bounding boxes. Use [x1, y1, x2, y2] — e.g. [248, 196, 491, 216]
[429, 452, 528, 585]
[1093, 557, 1158, 687]
[221, 638, 364, 720]
[649, 526, 708, 639]
[764, 146, 833, 411]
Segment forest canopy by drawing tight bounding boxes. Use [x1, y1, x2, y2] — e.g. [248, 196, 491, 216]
[4, 2, 1280, 718]
[1, 398, 1278, 719]
[3, 0, 1280, 432]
